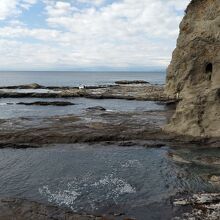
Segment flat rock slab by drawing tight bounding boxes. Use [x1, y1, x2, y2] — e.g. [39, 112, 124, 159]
[115, 80, 149, 85]
[17, 101, 75, 106]
[0, 83, 171, 101]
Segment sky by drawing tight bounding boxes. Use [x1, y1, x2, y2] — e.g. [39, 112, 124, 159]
[0, 0, 190, 71]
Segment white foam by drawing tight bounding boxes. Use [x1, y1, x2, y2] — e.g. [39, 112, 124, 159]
[39, 185, 80, 210]
[121, 159, 142, 168]
[39, 174, 136, 211]
[93, 174, 136, 195]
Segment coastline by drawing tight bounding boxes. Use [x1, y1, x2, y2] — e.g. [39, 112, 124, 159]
[0, 81, 219, 220]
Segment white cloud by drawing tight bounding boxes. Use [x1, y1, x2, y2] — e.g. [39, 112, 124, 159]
[0, 0, 19, 20]
[46, 1, 76, 17]
[0, 0, 37, 20]
[167, 0, 190, 10]
[0, 0, 191, 69]
[77, 0, 105, 6]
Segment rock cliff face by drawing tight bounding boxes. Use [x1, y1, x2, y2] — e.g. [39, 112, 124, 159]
[165, 0, 220, 137]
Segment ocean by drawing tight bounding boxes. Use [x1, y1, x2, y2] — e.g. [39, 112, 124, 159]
[0, 71, 166, 86]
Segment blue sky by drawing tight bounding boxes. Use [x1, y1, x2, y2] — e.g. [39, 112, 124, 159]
[0, 0, 190, 70]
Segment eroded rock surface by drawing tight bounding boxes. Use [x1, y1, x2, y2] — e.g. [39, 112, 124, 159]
[0, 108, 172, 145]
[0, 83, 170, 101]
[165, 0, 220, 138]
[173, 193, 220, 220]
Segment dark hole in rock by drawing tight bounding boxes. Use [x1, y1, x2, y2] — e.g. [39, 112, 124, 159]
[206, 63, 213, 74]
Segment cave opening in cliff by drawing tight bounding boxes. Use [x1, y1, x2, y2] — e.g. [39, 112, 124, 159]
[205, 63, 213, 74]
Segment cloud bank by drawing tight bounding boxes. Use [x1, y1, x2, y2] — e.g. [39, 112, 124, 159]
[0, 0, 190, 70]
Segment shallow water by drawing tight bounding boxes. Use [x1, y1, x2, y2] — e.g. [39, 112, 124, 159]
[0, 89, 61, 94]
[0, 71, 219, 219]
[0, 97, 164, 119]
[0, 144, 219, 219]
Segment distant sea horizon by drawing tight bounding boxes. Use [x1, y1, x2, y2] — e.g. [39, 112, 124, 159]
[0, 70, 166, 87]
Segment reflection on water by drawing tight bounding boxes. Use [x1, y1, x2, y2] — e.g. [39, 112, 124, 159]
[0, 144, 219, 219]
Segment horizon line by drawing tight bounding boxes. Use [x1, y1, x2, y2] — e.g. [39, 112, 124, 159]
[0, 69, 166, 72]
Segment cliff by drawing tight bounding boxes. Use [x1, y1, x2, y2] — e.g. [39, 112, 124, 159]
[165, 0, 220, 137]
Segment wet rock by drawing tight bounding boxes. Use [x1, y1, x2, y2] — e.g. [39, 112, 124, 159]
[113, 212, 125, 217]
[203, 174, 220, 187]
[0, 83, 172, 101]
[0, 198, 107, 220]
[0, 108, 218, 147]
[168, 152, 191, 164]
[17, 101, 75, 106]
[210, 175, 220, 182]
[0, 143, 40, 149]
[118, 141, 136, 147]
[115, 80, 149, 85]
[194, 156, 220, 165]
[86, 106, 106, 111]
[0, 83, 43, 89]
[144, 143, 165, 148]
[0, 92, 62, 98]
[173, 193, 220, 220]
[0, 109, 172, 146]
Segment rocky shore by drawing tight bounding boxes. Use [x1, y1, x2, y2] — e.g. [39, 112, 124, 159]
[0, 81, 219, 219]
[173, 193, 220, 220]
[0, 82, 171, 101]
[0, 81, 218, 146]
[0, 1, 219, 219]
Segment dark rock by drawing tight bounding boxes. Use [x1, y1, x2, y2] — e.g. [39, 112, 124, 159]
[118, 141, 136, 147]
[144, 143, 165, 148]
[115, 80, 149, 85]
[17, 101, 75, 106]
[0, 83, 43, 89]
[0, 143, 40, 149]
[0, 92, 62, 98]
[113, 212, 125, 216]
[0, 198, 106, 220]
[86, 106, 106, 111]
